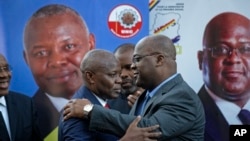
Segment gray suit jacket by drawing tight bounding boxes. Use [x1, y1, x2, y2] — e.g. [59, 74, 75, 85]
[89, 74, 205, 141]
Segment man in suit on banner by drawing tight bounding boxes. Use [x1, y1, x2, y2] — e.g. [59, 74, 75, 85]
[197, 12, 250, 141]
[23, 4, 95, 139]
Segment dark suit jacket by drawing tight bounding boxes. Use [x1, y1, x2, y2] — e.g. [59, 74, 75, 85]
[58, 85, 118, 141]
[108, 93, 131, 114]
[32, 89, 60, 139]
[89, 74, 205, 141]
[2, 91, 42, 141]
[198, 85, 229, 141]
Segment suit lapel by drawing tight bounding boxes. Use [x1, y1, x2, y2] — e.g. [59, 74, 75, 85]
[141, 74, 183, 116]
[198, 85, 229, 141]
[81, 86, 102, 105]
[5, 92, 17, 140]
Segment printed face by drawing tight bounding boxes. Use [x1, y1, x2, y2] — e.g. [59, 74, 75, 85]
[0, 55, 12, 96]
[24, 13, 95, 98]
[93, 61, 122, 99]
[200, 16, 250, 100]
[115, 49, 137, 95]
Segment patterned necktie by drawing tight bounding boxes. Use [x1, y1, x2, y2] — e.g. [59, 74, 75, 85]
[238, 109, 250, 125]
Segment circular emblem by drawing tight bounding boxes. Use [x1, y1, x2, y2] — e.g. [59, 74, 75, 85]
[108, 4, 142, 38]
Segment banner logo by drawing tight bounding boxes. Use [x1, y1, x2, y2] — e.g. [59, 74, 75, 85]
[108, 4, 142, 38]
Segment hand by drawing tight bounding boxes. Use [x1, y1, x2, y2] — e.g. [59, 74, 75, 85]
[127, 88, 144, 107]
[119, 116, 161, 141]
[63, 99, 92, 121]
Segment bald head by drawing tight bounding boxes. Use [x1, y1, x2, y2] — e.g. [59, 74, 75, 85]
[80, 49, 122, 99]
[81, 49, 119, 79]
[203, 12, 250, 47]
[198, 12, 250, 105]
[114, 43, 135, 54]
[132, 34, 177, 90]
[137, 34, 176, 60]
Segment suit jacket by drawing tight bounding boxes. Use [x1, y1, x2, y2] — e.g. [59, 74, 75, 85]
[58, 85, 118, 141]
[198, 85, 229, 141]
[1, 91, 42, 141]
[89, 74, 205, 141]
[108, 93, 131, 114]
[32, 89, 60, 139]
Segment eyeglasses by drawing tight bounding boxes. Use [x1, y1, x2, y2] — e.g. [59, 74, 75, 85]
[204, 46, 250, 58]
[132, 52, 161, 63]
[0, 65, 12, 73]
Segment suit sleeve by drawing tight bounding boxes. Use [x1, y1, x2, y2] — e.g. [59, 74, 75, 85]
[60, 118, 94, 141]
[89, 87, 204, 140]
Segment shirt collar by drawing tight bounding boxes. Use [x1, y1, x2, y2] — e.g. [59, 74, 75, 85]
[0, 96, 7, 107]
[148, 73, 178, 98]
[92, 93, 107, 107]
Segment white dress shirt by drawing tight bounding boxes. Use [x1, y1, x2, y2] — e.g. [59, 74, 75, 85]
[45, 93, 69, 112]
[205, 86, 250, 125]
[0, 96, 11, 140]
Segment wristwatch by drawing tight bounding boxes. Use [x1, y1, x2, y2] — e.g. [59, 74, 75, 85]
[83, 104, 94, 119]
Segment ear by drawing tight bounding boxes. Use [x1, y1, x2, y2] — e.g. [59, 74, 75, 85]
[155, 54, 165, 66]
[85, 71, 95, 84]
[88, 33, 96, 50]
[23, 51, 29, 66]
[197, 50, 203, 70]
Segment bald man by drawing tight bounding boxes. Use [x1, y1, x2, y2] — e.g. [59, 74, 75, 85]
[197, 12, 250, 141]
[23, 4, 95, 138]
[0, 54, 42, 141]
[63, 34, 205, 140]
[59, 49, 160, 141]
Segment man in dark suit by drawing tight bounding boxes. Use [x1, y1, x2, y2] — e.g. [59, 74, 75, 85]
[59, 49, 160, 141]
[58, 49, 121, 141]
[23, 4, 95, 139]
[197, 12, 250, 141]
[0, 54, 42, 141]
[63, 34, 205, 140]
[108, 43, 144, 114]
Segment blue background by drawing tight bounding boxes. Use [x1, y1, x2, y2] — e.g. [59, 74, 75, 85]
[0, 0, 149, 96]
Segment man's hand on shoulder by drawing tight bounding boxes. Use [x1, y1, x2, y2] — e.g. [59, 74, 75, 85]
[63, 99, 92, 120]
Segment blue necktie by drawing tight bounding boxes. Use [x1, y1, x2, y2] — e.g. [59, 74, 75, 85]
[135, 92, 150, 115]
[238, 109, 250, 125]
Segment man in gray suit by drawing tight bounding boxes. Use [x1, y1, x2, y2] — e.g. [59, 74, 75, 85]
[63, 34, 205, 140]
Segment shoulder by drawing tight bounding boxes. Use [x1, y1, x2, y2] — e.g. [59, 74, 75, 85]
[8, 91, 31, 100]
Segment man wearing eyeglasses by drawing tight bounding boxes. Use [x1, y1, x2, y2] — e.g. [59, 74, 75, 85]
[0, 54, 42, 141]
[62, 34, 205, 140]
[197, 12, 250, 141]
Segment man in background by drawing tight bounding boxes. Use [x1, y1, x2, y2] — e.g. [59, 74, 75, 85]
[0, 53, 42, 141]
[23, 4, 95, 139]
[63, 34, 205, 140]
[58, 49, 121, 140]
[59, 49, 161, 141]
[109, 43, 144, 114]
[197, 12, 250, 141]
